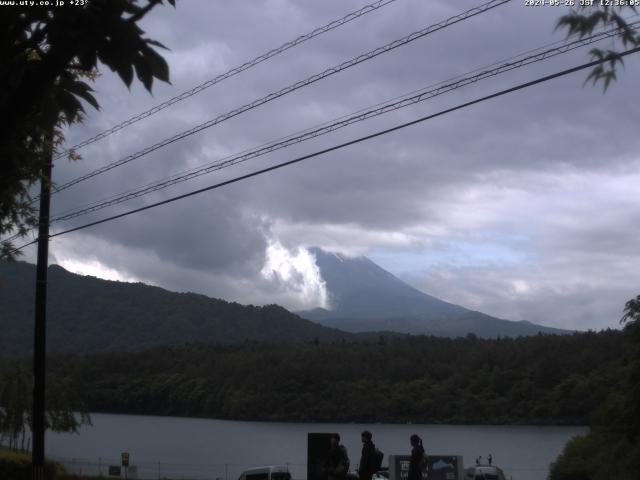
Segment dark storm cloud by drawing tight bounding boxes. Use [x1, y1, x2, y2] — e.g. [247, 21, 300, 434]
[40, 0, 640, 328]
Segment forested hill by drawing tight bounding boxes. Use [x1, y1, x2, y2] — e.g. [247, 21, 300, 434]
[0, 261, 352, 356]
[37, 330, 631, 425]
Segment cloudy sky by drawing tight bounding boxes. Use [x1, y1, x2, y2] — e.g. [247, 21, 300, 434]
[19, 0, 640, 331]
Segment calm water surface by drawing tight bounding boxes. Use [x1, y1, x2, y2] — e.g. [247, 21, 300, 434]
[47, 413, 586, 480]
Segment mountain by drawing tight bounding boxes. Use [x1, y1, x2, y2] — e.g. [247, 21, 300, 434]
[0, 261, 353, 357]
[299, 248, 570, 338]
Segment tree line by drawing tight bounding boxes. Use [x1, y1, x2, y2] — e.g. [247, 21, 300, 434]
[2, 330, 629, 426]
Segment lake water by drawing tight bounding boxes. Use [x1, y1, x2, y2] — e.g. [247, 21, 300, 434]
[46, 413, 586, 480]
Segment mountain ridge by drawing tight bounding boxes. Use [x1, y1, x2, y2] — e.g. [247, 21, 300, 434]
[0, 261, 353, 357]
[299, 247, 570, 338]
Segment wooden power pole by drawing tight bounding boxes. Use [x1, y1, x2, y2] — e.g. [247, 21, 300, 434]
[32, 150, 53, 480]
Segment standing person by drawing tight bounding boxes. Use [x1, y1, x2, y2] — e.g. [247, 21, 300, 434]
[408, 434, 425, 480]
[358, 430, 377, 480]
[327, 433, 350, 480]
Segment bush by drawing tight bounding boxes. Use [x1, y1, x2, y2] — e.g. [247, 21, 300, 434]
[549, 430, 640, 480]
[0, 448, 60, 480]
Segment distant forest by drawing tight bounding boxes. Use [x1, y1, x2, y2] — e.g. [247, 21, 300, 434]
[8, 330, 631, 425]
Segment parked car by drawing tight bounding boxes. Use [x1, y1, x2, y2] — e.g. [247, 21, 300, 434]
[238, 465, 292, 480]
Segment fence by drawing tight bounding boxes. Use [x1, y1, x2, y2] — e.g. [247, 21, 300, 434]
[52, 457, 308, 480]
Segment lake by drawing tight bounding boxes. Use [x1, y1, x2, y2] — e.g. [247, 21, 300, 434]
[46, 413, 586, 480]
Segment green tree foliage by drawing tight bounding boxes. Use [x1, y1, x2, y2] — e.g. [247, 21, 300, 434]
[0, 365, 30, 451]
[622, 295, 640, 437]
[556, 5, 640, 89]
[549, 296, 640, 480]
[0, 363, 90, 452]
[0, 448, 60, 480]
[0, 0, 175, 259]
[8, 330, 630, 426]
[621, 294, 640, 334]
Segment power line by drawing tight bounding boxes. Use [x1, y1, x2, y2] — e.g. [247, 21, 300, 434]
[49, 23, 636, 223]
[3, 19, 640, 246]
[53, 0, 401, 160]
[5, 46, 628, 252]
[49, 0, 511, 196]
[14, 12, 632, 249]
[2, 231, 25, 243]
[10, 238, 39, 254]
[49, 15, 640, 220]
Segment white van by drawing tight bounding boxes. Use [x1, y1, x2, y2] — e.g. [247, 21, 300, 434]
[238, 465, 292, 480]
[464, 465, 507, 480]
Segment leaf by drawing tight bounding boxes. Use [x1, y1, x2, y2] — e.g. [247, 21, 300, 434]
[68, 80, 100, 111]
[555, 14, 577, 35]
[589, 48, 604, 60]
[603, 70, 616, 91]
[146, 38, 169, 50]
[133, 54, 154, 91]
[57, 90, 84, 123]
[116, 60, 135, 88]
[143, 43, 170, 84]
[583, 65, 603, 87]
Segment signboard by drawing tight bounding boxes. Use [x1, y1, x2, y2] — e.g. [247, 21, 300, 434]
[109, 466, 121, 476]
[122, 452, 130, 467]
[308, 433, 337, 480]
[389, 455, 463, 480]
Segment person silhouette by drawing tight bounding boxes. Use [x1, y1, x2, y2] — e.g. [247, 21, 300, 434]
[327, 434, 349, 480]
[358, 430, 377, 480]
[408, 434, 425, 480]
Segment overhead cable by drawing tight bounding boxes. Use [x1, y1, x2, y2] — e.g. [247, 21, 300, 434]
[49, 0, 511, 195]
[3, 44, 633, 257]
[49, 18, 639, 221]
[49, 23, 635, 223]
[53, 0, 401, 160]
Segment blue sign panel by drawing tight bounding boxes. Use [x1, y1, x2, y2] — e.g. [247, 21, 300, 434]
[389, 455, 462, 480]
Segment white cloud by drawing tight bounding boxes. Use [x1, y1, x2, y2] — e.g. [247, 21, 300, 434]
[261, 240, 329, 310]
[56, 258, 140, 283]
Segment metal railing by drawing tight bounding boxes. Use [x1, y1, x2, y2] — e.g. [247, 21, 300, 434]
[53, 456, 307, 480]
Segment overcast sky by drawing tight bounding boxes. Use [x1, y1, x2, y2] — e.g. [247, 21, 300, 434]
[20, 0, 640, 331]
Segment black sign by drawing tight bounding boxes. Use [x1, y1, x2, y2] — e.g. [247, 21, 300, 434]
[109, 466, 121, 476]
[308, 433, 337, 480]
[390, 455, 461, 480]
[121, 452, 130, 467]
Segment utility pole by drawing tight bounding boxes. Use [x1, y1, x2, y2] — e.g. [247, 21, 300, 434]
[32, 146, 53, 480]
